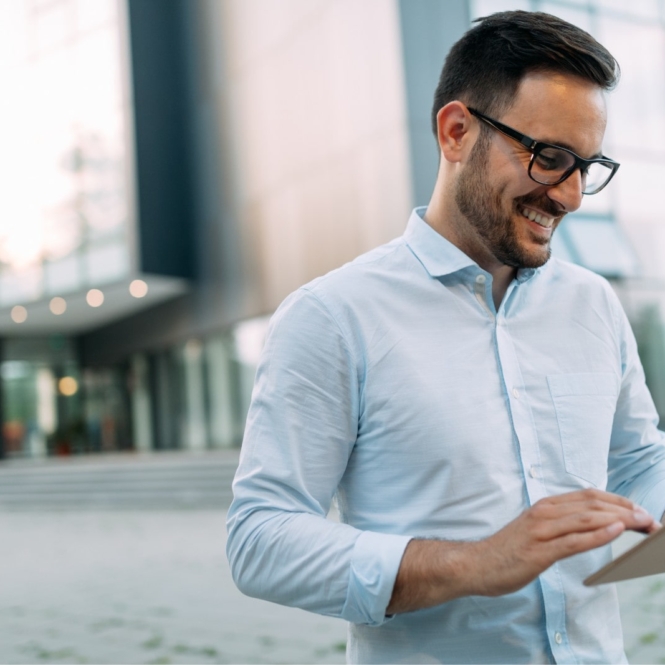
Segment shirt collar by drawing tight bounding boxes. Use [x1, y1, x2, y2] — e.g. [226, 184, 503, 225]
[404, 207, 476, 278]
[404, 207, 540, 283]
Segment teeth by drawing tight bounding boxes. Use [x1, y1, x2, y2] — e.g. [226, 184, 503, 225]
[520, 206, 554, 228]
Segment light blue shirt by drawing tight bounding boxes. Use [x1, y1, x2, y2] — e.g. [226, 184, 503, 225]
[227, 208, 665, 664]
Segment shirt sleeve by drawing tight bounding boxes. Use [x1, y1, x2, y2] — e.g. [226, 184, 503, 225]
[607, 299, 665, 521]
[225, 288, 412, 625]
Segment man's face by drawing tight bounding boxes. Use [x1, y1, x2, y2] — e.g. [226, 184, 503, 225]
[455, 71, 608, 269]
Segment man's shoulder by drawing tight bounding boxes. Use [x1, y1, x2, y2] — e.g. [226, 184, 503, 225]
[540, 257, 622, 314]
[543, 256, 615, 291]
[270, 235, 414, 341]
[301, 235, 411, 300]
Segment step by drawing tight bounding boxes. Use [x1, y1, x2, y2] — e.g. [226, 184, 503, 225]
[0, 450, 241, 510]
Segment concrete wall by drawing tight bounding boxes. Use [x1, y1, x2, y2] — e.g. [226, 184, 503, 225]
[210, 0, 414, 311]
[81, 0, 475, 365]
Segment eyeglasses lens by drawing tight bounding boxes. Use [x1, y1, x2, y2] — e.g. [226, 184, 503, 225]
[582, 162, 614, 195]
[530, 146, 613, 194]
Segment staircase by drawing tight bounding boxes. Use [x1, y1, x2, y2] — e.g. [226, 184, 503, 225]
[0, 449, 241, 510]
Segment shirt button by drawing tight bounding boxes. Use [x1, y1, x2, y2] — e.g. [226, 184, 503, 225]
[529, 465, 537, 479]
[512, 387, 519, 399]
[554, 632, 563, 644]
[475, 274, 486, 284]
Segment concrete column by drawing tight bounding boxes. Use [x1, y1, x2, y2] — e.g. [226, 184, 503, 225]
[33, 367, 56, 458]
[398, 0, 471, 206]
[183, 340, 207, 450]
[204, 335, 236, 448]
[130, 354, 154, 452]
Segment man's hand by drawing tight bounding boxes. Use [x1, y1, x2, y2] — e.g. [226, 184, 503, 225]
[387, 489, 659, 614]
[472, 489, 657, 597]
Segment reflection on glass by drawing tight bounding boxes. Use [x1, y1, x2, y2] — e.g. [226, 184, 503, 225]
[0, 0, 130, 306]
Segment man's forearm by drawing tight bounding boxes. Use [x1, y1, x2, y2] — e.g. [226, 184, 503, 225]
[387, 539, 482, 614]
[386, 489, 657, 616]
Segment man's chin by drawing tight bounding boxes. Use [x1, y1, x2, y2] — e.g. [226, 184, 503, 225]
[522, 249, 552, 269]
[495, 242, 552, 270]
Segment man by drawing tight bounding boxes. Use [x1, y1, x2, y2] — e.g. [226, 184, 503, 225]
[227, 11, 665, 664]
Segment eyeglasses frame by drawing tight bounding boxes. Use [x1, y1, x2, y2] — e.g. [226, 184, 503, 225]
[467, 107, 620, 195]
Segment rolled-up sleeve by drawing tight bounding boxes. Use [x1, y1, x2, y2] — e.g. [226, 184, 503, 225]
[226, 288, 411, 625]
[607, 301, 665, 521]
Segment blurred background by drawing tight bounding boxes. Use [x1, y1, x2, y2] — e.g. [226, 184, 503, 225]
[3, 0, 665, 663]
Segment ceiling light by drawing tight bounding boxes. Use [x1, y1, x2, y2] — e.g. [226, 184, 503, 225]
[58, 376, 78, 396]
[50, 297, 67, 315]
[86, 289, 104, 307]
[11, 306, 27, 323]
[129, 279, 148, 298]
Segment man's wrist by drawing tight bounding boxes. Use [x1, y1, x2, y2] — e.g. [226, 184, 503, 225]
[387, 538, 483, 614]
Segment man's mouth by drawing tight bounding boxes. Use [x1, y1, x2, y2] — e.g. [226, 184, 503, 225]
[519, 205, 556, 229]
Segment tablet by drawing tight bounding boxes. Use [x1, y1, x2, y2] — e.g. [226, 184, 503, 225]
[584, 526, 665, 586]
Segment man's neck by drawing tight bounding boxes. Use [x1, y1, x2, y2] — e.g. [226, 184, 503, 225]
[423, 200, 516, 309]
[489, 267, 515, 309]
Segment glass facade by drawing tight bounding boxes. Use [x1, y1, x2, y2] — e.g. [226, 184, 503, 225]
[0, 318, 269, 458]
[4, 0, 665, 457]
[0, 0, 414, 458]
[0, 0, 132, 308]
[1, 338, 85, 456]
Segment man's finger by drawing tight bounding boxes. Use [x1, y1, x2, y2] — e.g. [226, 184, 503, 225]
[548, 521, 626, 560]
[530, 495, 653, 526]
[540, 489, 636, 510]
[530, 507, 654, 541]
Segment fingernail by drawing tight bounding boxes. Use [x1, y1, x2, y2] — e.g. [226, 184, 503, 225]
[634, 511, 653, 522]
[607, 522, 624, 535]
[634, 504, 650, 513]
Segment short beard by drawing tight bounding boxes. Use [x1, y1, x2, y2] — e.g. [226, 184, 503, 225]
[455, 131, 560, 270]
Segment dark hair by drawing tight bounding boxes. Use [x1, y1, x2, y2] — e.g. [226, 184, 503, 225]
[431, 11, 619, 136]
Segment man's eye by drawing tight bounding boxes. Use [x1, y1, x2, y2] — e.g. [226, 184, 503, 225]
[535, 150, 563, 171]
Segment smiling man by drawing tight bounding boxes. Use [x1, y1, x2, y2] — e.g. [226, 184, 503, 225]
[227, 11, 665, 664]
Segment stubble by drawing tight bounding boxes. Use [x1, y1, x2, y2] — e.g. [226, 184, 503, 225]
[455, 132, 561, 270]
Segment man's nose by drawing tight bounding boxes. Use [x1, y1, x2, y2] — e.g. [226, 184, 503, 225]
[546, 169, 584, 213]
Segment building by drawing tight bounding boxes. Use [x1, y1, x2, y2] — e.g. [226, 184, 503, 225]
[1, 0, 664, 458]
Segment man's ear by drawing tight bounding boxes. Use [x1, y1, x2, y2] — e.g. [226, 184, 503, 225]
[436, 101, 476, 164]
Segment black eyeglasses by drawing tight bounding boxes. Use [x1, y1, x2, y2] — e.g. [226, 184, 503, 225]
[467, 107, 620, 195]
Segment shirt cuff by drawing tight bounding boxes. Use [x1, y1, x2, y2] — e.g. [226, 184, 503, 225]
[341, 530, 412, 626]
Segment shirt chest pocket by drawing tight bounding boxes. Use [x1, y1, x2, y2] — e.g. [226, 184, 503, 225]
[547, 373, 620, 489]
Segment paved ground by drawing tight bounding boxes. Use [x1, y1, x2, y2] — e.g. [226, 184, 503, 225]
[1, 511, 665, 664]
[613, 530, 665, 664]
[0, 511, 347, 664]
